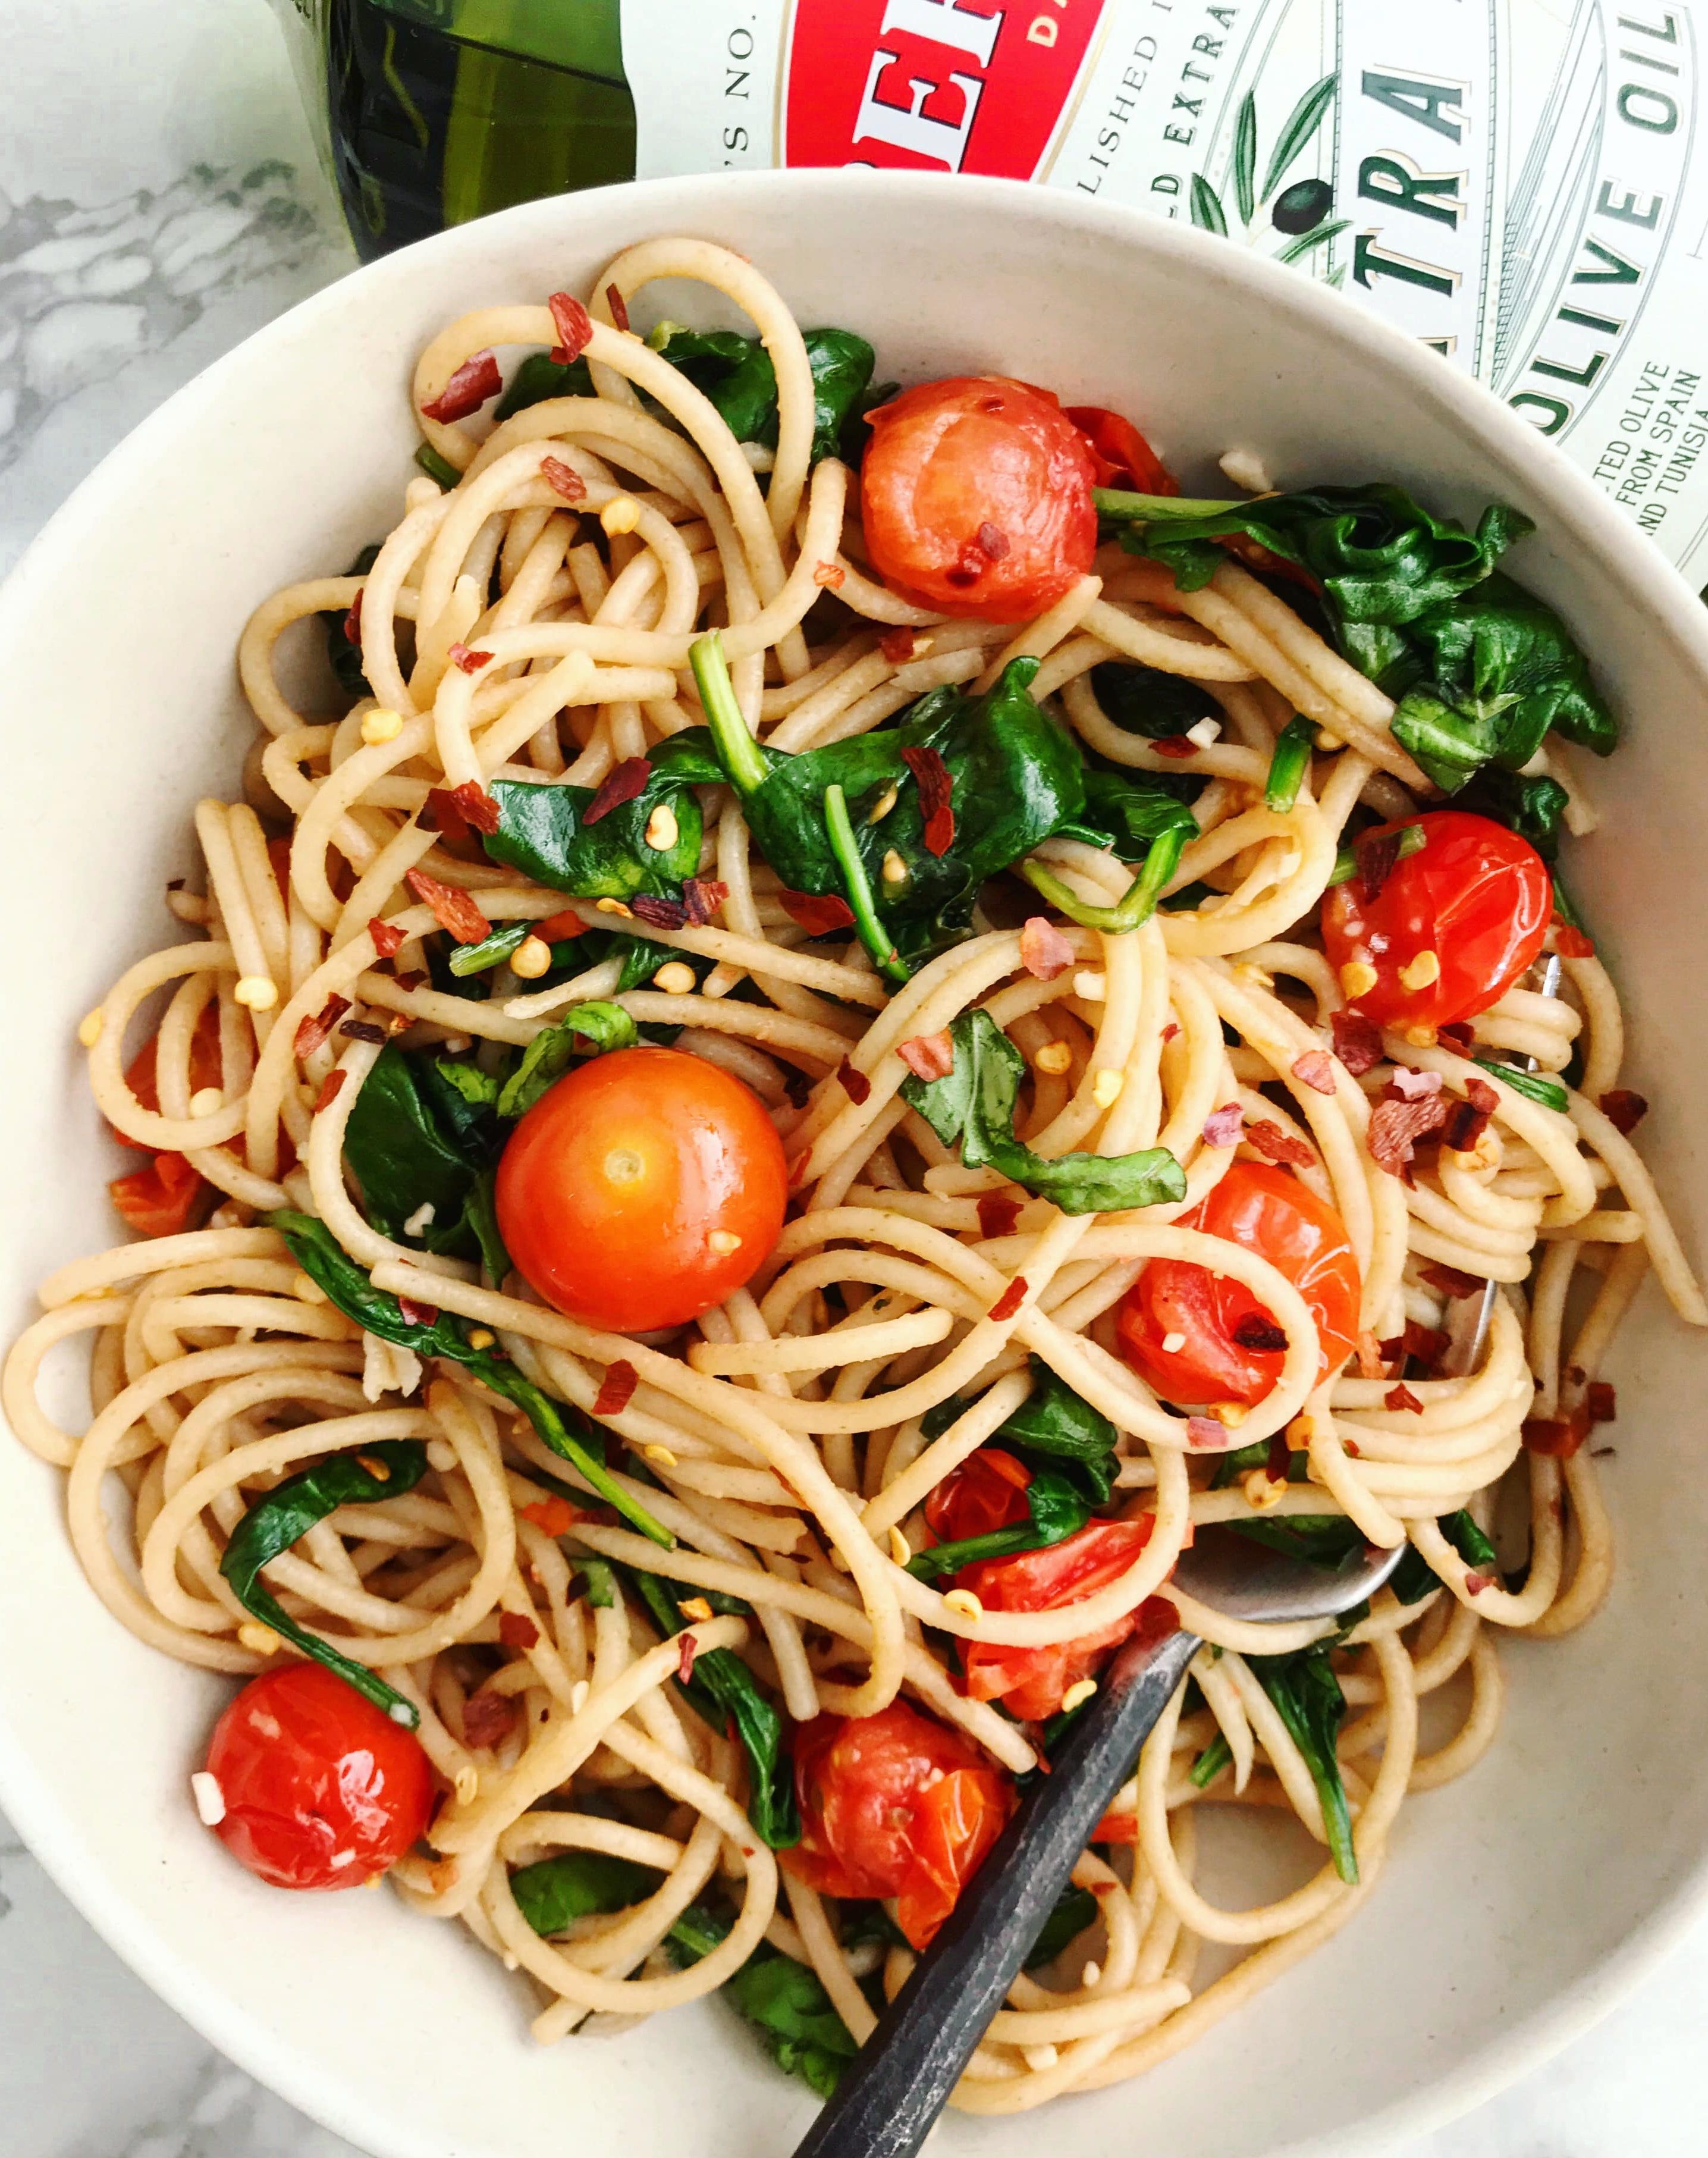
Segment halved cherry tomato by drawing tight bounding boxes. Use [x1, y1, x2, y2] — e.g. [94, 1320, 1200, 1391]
[495, 1045, 787, 1334]
[109, 1150, 210, 1236]
[1116, 1161, 1361, 1409]
[1321, 811, 1551, 1033]
[1065, 406, 1178, 496]
[785, 1700, 1013, 1948]
[957, 1519, 1166, 1723]
[861, 376, 1098, 622]
[203, 1664, 433, 1890]
[113, 1005, 224, 1152]
[924, 1447, 1032, 1545]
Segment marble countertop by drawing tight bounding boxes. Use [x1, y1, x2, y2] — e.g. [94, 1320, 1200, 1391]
[1, 6, 1701, 2154]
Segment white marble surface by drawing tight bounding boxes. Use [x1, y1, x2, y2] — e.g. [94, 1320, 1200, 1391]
[2, 5, 1705, 2153]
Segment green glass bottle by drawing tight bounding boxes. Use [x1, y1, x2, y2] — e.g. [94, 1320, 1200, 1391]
[272, 0, 636, 260]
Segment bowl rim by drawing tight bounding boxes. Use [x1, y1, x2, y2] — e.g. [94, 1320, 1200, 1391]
[3, 162, 1707, 2158]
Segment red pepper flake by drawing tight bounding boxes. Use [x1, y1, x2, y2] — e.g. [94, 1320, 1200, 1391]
[1154, 735, 1198, 758]
[880, 628, 919, 664]
[1232, 1313, 1287, 1352]
[1185, 1415, 1232, 1450]
[449, 780, 500, 835]
[1523, 1407, 1591, 1459]
[368, 915, 407, 959]
[897, 1031, 955, 1083]
[1380, 1320, 1448, 1369]
[461, 1689, 516, 1751]
[682, 876, 728, 927]
[541, 454, 586, 503]
[519, 1497, 579, 1536]
[1266, 1428, 1291, 1482]
[537, 908, 587, 943]
[1201, 1103, 1244, 1149]
[1462, 1572, 1494, 1596]
[605, 283, 630, 334]
[836, 1059, 872, 1105]
[405, 868, 491, 945]
[1368, 1091, 1450, 1180]
[677, 1630, 699, 1683]
[812, 561, 846, 589]
[397, 1296, 439, 1326]
[1356, 1330, 1387, 1379]
[1092, 1812, 1140, 1843]
[988, 1276, 1028, 1322]
[630, 895, 689, 931]
[1292, 1049, 1337, 1096]
[423, 787, 471, 841]
[1019, 915, 1075, 981]
[1420, 1262, 1482, 1301]
[1353, 825, 1405, 899]
[1330, 1009, 1384, 1078]
[585, 758, 652, 825]
[294, 994, 352, 1061]
[1555, 922, 1596, 959]
[1587, 1381, 1617, 1423]
[1437, 1021, 1475, 1052]
[977, 1194, 1022, 1240]
[1342, 1438, 1361, 1458]
[593, 1360, 639, 1418]
[1384, 1382, 1424, 1413]
[420, 349, 500, 424]
[1599, 1089, 1648, 1134]
[547, 290, 594, 366]
[313, 1068, 347, 1114]
[976, 521, 1011, 562]
[1243, 1119, 1315, 1168]
[342, 588, 363, 648]
[1161, 1022, 1180, 1043]
[340, 1018, 389, 1046]
[447, 642, 494, 675]
[778, 888, 856, 936]
[900, 745, 955, 858]
[499, 1612, 541, 1652]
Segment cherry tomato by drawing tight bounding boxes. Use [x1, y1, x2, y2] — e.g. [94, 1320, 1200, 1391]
[1116, 1162, 1361, 1410]
[861, 376, 1098, 622]
[109, 1150, 209, 1237]
[924, 1448, 1032, 1545]
[1064, 405, 1178, 496]
[495, 1045, 787, 1334]
[203, 1665, 433, 1891]
[958, 1520, 1167, 1723]
[114, 1003, 224, 1150]
[1321, 811, 1551, 1033]
[785, 1701, 1014, 1949]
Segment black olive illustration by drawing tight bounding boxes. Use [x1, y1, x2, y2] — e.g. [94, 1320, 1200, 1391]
[1272, 178, 1333, 234]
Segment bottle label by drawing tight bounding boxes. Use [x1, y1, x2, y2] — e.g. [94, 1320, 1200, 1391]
[624, 0, 1708, 587]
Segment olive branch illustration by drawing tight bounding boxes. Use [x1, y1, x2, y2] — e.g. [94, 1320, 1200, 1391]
[1190, 75, 1348, 281]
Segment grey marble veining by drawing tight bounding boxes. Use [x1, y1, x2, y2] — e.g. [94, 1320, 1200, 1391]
[0, 4, 1701, 2154]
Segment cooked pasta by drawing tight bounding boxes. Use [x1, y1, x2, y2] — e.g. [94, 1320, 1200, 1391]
[7, 236, 1702, 2113]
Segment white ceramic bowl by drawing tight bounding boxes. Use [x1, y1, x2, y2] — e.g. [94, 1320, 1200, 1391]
[4, 169, 1707, 2158]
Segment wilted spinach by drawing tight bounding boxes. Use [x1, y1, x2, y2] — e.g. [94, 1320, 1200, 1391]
[322, 542, 379, 697]
[668, 1905, 859, 2097]
[483, 733, 720, 903]
[1247, 1643, 1358, 1883]
[655, 324, 879, 465]
[906, 1464, 1091, 1580]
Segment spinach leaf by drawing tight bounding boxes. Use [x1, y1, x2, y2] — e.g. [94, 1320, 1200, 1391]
[901, 1011, 1186, 1216]
[578, 1556, 618, 1607]
[1456, 768, 1571, 860]
[220, 1438, 428, 1723]
[623, 1570, 800, 1849]
[657, 325, 878, 465]
[1226, 1514, 1365, 1568]
[494, 349, 594, 421]
[343, 1045, 481, 1253]
[1090, 659, 1221, 740]
[511, 1849, 656, 1936]
[906, 1464, 1091, 1580]
[462, 1166, 510, 1287]
[1390, 1510, 1496, 1604]
[1473, 1057, 1569, 1113]
[497, 1001, 639, 1121]
[322, 544, 379, 698]
[1026, 1882, 1098, 1970]
[999, 1357, 1120, 1504]
[1247, 1645, 1357, 1883]
[668, 1906, 859, 2097]
[482, 739, 718, 902]
[270, 1210, 673, 1547]
[1063, 766, 1201, 865]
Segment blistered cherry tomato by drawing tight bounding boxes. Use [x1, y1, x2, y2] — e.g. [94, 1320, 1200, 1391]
[924, 1447, 1033, 1545]
[1064, 405, 1178, 495]
[861, 375, 1098, 622]
[957, 1520, 1166, 1723]
[107, 1002, 225, 1233]
[786, 1701, 1013, 1948]
[495, 1045, 786, 1334]
[1116, 1162, 1361, 1410]
[1321, 811, 1551, 1033]
[203, 1664, 433, 1891]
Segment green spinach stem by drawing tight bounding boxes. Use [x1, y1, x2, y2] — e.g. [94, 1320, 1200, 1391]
[1018, 825, 1189, 934]
[689, 630, 770, 797]
[823, 783, 910, 983]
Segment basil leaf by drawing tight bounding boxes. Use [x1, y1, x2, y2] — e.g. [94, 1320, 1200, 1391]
[483, 766, 705, 903]
[511, 1849, 657, 1936]
[901, 1010, 1186, 1215]
[497, 1002, 639, 1121]
[1248, 1645, 1358, 1883]
[1473, 1057, 1569, 1113]
[220, 1439, 428, 1723]
[494, 349, 594, 420]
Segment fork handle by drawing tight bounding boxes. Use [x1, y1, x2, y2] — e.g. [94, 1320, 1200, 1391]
[790, 1625, 1201, 2158]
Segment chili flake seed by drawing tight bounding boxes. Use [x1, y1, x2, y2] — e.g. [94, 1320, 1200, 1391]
[361, 707, 404, 745]
[189, 1086, 223, 1118]
[463, 1328, 495, 1351]
[881, 848, 909, 887]
[190, 1771, 227, 1827]
[454, 1765, 479, 1806]
[1404, 1025, 1437, 1048]
[1073, 970, 1107, 1002]
[1242, 1469, 1286, 1512]
[1210, 1400, 1250, 1427]
[643, 802, 679, 852]
[1092, 1068, 1124, 1109]
[1081, 1960, 1103, 1990]
[237, 1621, 281, 1656]
[654, 961, 697, 996]
[1035, 1040, 1073, 1076]
[887, 1526, 911, 1566]
[674, 1595, 713, 1626]
[867, 782, 900, 824]
[77, 1008, 104, 1047]
[708, 1229, 743, 1257]
[1338, 959, 1379, 999]
[643, 1443, 678, 1469]
[596, 897, 635, 918]
[509, 936, 552, 980]
[1060, 1678, 1098, 1712]
[1398, 948, 1442, 992]
[1185, 717, 1221, 749]
[234, 976, 278, 1009]
[943, 1588, 984, 1623]
[1161, 1331, 1186, 1353]
[600, 495, 642, 537]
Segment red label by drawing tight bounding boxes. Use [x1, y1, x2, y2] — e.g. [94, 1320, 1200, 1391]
[783, 0, 1107, 181]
